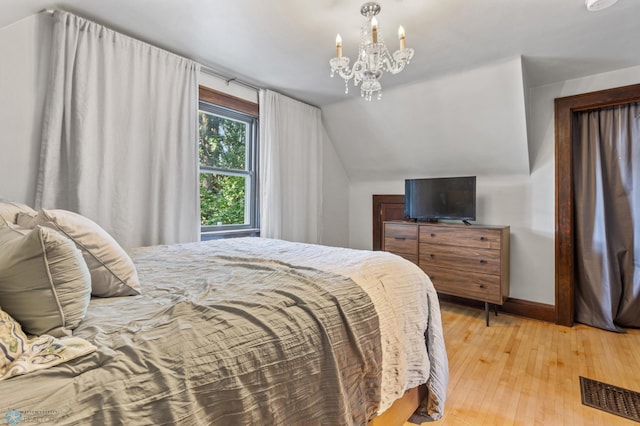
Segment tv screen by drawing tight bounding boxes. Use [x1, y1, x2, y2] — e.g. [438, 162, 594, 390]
[404, 176, 476, 222]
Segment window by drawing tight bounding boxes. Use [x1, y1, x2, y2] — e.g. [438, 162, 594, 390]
[198, 100, 258, 235]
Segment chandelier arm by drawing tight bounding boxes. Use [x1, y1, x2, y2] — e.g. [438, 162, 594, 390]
[351, 60, 366, 86]
[387, 48, 415, 74]
[385, 57, 407, 74]
[380, 51, 395, 72]
[337, 66, 356, 81]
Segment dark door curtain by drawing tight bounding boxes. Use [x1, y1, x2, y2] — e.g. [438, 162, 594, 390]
[573, 102, 640, 332]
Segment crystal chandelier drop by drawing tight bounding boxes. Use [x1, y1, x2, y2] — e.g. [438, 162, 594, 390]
[329, 2, 414, 101]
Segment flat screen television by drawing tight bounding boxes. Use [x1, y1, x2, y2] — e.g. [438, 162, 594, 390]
[404, 176, 476, 222]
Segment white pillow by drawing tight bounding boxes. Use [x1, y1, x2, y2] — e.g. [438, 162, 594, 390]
[0, 199, 36, 224]
[17, 209, 141, 297]
[0, 221, 91, 337]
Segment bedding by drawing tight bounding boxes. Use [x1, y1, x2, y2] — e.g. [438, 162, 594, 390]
[0, 307, 96, 381]
[0, 221, 91, 337]
[17, 209, 141, 297]
[0, 237, 447, 425]
[0, 200, 36, 224]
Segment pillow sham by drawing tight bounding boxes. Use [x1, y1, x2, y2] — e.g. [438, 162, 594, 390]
[17, 209, 141, 297]
[0, 221, 91, 337]
[0, 199, 36, 224]
[0, 307, 97, 381]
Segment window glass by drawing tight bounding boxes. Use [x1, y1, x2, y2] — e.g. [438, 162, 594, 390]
[198, 102, 257, 233]
[198, 112, 247, 170]
[199, 173, 247, 226]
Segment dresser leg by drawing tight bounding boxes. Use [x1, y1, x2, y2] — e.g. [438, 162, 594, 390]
[485, 302, 489, 326]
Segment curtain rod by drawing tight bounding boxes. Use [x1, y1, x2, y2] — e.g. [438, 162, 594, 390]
[41, 9, 262, 94]
[200, 66, 262, 93]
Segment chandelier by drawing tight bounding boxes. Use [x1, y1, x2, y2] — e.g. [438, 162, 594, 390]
[329, 2, 414, 101]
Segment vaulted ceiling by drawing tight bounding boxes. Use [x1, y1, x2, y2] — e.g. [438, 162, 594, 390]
[3, 0, 640, 107]
[2, 0, 640, 180]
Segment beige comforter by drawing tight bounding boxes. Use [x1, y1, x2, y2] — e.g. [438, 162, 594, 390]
[0, 238, 447, 424]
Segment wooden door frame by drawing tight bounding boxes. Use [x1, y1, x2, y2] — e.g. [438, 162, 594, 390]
[554, 83, 640, 326]
[372, 194, 405, 251]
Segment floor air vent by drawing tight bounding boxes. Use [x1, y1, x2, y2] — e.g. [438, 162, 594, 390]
[580, 376, 640, 422]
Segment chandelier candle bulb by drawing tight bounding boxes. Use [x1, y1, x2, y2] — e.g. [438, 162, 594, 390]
[399, 26, 406, 50]
[336, 34, 342, 57]
[371, 17, 378, 43]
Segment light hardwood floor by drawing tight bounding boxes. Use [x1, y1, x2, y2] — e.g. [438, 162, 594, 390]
[411, 301, 640, 425]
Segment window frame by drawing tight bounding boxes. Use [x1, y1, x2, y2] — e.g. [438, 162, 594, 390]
[198, 86, 259, 237]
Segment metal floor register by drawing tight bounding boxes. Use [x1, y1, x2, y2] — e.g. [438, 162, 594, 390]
[580, 376, 640, 423]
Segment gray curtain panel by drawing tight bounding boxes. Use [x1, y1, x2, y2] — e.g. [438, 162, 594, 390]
[36, 11, 200, 248]
[573, 102, 640, 331]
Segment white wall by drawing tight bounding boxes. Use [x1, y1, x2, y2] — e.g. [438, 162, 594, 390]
[0, 13, 350, 248]
[321, 128, 350, 247]
[348, 174, 554, 304]
[0, 14, 52, 205]
[5, 12, 638, 304]
[322, 57, 530, 182]
[199, 70, 349, 247]
[347, 64, 640, 306]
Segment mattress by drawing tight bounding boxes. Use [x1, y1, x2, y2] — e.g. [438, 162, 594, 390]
[0, 237, 447, 424]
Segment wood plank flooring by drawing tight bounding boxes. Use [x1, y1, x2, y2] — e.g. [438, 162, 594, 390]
[410, 301, 640, 425]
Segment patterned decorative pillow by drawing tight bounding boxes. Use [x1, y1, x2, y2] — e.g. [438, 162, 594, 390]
[0, 307, 96, 381]
[17, 209, 141, 297]
[0, 221, 91, 337]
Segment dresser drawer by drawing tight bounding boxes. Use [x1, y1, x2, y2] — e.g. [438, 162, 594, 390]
[419, 243, 501, 275]
[392, 252, 418, 264]
[422, 265, 502, 304]
[385, 223, 418, 239]
[419, 226, 503, 250]
[385, 238, 418, 255]
[384, 223, 418, 255]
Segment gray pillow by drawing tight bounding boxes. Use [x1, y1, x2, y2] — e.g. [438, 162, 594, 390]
[0, 221, 91, 337]
[17, 209, 141, 297]
[0, 199, 36, 224]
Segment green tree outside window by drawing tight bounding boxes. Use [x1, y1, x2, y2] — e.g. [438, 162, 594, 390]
[199, 111, 249, 226]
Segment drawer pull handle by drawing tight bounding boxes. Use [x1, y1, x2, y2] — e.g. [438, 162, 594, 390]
[394, 237, 406, 241]
[430, 233, 435, 237]
[479, 259, 486, 264]
[480, 236, 485, 241]
[479, 284, 485, 288]
[430, 254, 435, 258]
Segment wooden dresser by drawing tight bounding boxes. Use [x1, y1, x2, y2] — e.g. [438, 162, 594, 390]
[383, 221, 510, 325]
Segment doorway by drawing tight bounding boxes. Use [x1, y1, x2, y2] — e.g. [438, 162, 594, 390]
[554, 83, 640, 326]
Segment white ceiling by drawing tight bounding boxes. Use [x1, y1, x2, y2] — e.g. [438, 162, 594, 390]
[2, 0, 640, 107]
[3, 0, 640, 182]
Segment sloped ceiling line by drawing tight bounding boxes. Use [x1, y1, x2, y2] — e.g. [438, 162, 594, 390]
[322, 56, 531, 181]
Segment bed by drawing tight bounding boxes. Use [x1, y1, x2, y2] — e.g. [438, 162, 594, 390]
[0, 205, 448, 425]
